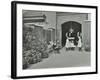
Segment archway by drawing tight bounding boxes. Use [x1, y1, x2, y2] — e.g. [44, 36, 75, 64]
[61, 21, 82, 47]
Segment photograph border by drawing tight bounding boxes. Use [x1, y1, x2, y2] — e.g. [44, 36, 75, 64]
[11, 1, 98, 79]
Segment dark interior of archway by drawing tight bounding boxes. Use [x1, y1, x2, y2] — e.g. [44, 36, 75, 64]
[61, 21, 82, 47]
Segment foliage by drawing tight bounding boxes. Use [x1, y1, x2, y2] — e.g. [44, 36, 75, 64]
[23, 26, 49, 69]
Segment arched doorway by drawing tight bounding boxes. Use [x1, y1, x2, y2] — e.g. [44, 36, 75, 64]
[61, 21, 82, 47]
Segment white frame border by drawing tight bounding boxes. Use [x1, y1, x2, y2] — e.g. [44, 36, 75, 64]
[16, 3, 96, 77]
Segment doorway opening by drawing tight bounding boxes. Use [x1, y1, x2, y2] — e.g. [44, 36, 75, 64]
[61, 21, 82, 47]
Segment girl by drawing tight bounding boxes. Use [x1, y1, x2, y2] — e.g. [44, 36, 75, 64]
[77, 32, 82, 51]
